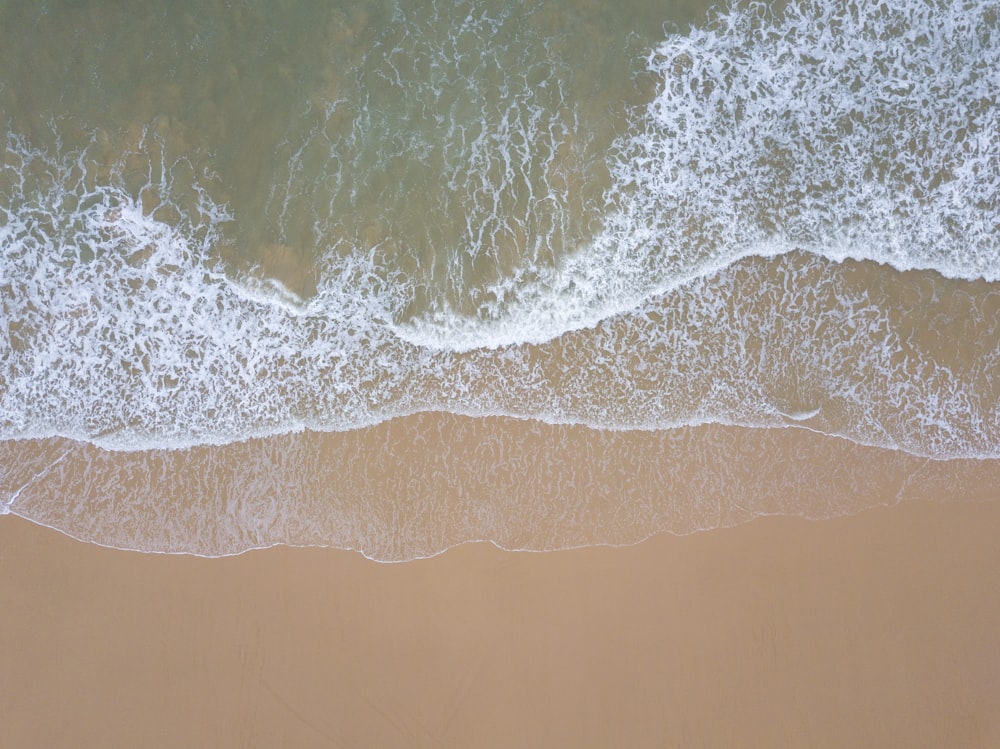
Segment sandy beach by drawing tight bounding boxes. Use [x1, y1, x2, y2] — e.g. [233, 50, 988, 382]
[2, 1, 999, 746]
[3, 499, 999, 748]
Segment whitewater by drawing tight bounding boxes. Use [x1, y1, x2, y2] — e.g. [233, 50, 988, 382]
[1, 0, 998, 462]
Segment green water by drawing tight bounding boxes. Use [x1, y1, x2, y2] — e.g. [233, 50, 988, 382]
[0, 0, 709, 304]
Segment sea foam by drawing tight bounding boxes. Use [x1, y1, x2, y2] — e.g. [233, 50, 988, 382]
[396, 0, 1000, 350]
[1, 0, 998, 458]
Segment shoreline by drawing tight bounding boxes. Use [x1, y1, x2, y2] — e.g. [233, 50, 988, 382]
[7, 416, 1000, 560]
[3, 500, 1000, 747]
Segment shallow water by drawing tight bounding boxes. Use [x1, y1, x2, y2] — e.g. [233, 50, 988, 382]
[6, 417, 1000, 560]
[2, 0, 998, 557]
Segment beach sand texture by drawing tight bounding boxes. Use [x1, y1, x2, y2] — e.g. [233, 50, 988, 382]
[3, 498, 1000, 748]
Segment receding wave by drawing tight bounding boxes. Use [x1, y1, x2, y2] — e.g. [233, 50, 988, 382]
[4, 418, 1000, 560]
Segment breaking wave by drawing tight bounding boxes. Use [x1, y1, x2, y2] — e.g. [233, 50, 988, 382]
[1, 0, 998, 459]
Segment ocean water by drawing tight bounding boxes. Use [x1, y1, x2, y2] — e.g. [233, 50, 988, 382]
[2, 0, 998, 559]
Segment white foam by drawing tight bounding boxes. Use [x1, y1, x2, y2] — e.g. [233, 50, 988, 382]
[1, 135, 996, 459]
[262, 0, 604, 352]
[2, 0, 998, 460]
[779, 408, 823, 422]
[0, 133, 409, 449]
[395, 0, 1000, 350]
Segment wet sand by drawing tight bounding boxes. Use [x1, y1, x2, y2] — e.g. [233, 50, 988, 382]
[9, 416, 1000, 559]
[2, 500, 999, 748]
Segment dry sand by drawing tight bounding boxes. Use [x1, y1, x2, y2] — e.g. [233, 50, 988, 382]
[2, 499, 999, 748]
